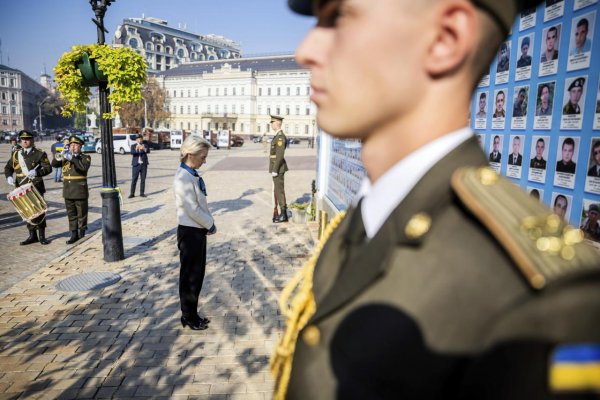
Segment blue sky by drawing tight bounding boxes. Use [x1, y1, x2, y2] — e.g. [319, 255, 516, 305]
[0, 0, 315, 80]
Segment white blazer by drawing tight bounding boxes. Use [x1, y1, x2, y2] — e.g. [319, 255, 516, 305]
[173, 167, 214, 230]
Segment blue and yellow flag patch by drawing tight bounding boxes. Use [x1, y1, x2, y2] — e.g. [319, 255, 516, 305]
[550, 344, 600, 393]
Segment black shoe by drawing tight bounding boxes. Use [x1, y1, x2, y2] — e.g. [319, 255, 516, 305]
[274, 210, 289, 223]
[180, 316, 208, 330]
[140, 194, 147, 198]
[20, 231, 39, 246]
[38, 228, 50, 245]
[79, 229, 86, 238]
[199, 316, 210, 324]
[128, 194, 135, 199]
[66, 230, 80, 244]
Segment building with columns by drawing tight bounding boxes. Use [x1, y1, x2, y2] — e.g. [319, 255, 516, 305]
[113, 16, 241, 74]
[155, 55, 317, 139]
[0, 64, 48, 132]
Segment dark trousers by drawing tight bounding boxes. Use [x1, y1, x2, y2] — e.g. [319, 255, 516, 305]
[131, 164, 147, 195]
[65, 198, 88, 231]
[273, 172, 287, 209]
[177, 225, 208, 321]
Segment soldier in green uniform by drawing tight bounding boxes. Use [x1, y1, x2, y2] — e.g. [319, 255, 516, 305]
[271, 0, 600, 399]
[562, 77, 585, 115]
[52, 135, 91, 244]
[4, 130, 53, 245]
[269, 115, 289, 223]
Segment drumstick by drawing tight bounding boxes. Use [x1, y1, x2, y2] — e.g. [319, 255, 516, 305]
[18, 165, 40, 186]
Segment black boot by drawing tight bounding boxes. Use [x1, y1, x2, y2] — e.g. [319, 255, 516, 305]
[38, 228, 50, 245]
[20, 230, 39, 246]
[274, 207, 289, 223]
[272, 208, 279, 223]
[66, 230, 80, 244]
[79, 228, 86, 238]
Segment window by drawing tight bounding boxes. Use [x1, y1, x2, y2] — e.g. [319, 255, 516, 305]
[305, 125, 309, 134]
[295, 124, 299, 134]
[173, 90, 176, 97]
[277, 88, 281, 96]
[0, 78, 5, 86]
[146, 42, 153, 51]
[258, 88, 262, 96]
[129, 38, 139, 48]
[233, 88, 236, 96]
[177, 49, 185, 58]
[180, 90, 183, 97]
[296, 106, 300, 115]
[241, 87, 245, 96]
[187, 105, 191, 114]
[287, 87, 291, 96]
[195, 105, 198, 114]
[224, 88, 228, 96]
[241, 105, 245, 114]
[276, 107, 280, 115]
[208, 88, 212, 96]
[224, 105, 228, 114]
[266, 123, 269, 132]
[12, 119, 17, 126]
[1, 106, 6, 114]
[180, 122, 183, 129]
[306, 86, 310, 95]
[188, 122, 191, 130]
[195, 89, 198, 97]
[180, 106, 183, 114]
[207, 105, 211, 113]
[1, 93, 5, 100]
[285, 124, 289, 132]
[306, 106, 310, 115]
[188, 90, 191, 97]
[258, 106, 262, 114]
[216, 105, 219, 113]
[195, 123, 198, 130]
[268, 88, 271, 96]
[11, 93, 16, 101]
[232, 105, 236, 113]
[208, 122, 211, 130]
[2, 119, 7, 125]
[267, 107, 271, 115]
[286, 107, 290, 115]
[241, 123, 244, 132]
[216, 88, 219, 96]
[296, 87, 300, 96]
[11, 106, 17, 114]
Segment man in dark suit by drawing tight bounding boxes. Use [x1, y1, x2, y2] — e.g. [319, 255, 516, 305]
[272, 0, 600, 399]
[129, 134, 149, 198]
[587, 140, 600, 177]
[52, 136, 92, 244]
[488, 135, 501, 163]
[508, 136, 523, 166]
[556, 137, 577, 174]
[4, 130, 53, 245]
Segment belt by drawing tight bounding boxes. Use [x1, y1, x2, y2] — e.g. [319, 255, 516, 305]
[64, 176, 86, 180]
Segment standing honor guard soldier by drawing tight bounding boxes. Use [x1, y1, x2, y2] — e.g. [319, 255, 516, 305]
[269, 115, 289, 223]
[4, 130, 52, 245]
[272, 0, 600, 399]
[52, 135, 91, 244]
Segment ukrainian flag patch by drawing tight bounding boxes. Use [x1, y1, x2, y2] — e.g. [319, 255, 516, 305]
[550, 344, 600, 393]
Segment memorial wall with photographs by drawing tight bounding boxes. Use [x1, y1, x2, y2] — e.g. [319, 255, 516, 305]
[471, 0, 600, 245]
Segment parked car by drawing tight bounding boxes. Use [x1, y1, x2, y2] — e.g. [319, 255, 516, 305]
[230, 135, 244, 147]
[79, 133, 97, 153]
[96, 134, 138, 154]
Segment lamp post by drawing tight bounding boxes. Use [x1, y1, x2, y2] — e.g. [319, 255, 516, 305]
[38, 95, 51, 133]
[311, 118, 316, 149]
[90, 0, 124, 262]
[143, 97, 148, 128]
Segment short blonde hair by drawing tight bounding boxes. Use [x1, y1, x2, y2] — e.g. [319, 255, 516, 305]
[180, 135, 211, 162]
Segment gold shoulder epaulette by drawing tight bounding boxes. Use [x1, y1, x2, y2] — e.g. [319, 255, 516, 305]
[451, 167, 600, 290]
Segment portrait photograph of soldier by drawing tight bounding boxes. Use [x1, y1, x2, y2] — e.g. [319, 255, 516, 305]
[488, 134, 503, 165]
[539, 24, 561, 76]
[535, 82, 555, 117]
[529, 136, 550, 183]
[544, 0, 565, 22]
[580, 201, 600, 243]
[506, 135, 523, 179]
[476, 133, 485, 149]
[474, 92, 487, 129]
[551, 192, 571, 222]
[568, 11, 595, 71]
[527, 187, 544, 201]
[585, 138, 600, 194]
[554, 136, 579, 189]
[595, 80, 600, 129]
[516, 34, 533, 69]
[519, 7, 537, 31]
[492, 89, 506, 129]
[561, 76, 587, 130]
[495, 41, 511, 83]
[511, 86, 529, 130]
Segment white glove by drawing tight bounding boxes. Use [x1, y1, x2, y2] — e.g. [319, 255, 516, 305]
[7, 176, 14, 186]
[63, 150, 73, 161]
[26, 170, 37, 179]
[271, 172, 278, 177]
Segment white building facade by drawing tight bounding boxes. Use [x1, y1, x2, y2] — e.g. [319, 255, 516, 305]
[0, 64, 48, 132]
[155, 55, 317, 139]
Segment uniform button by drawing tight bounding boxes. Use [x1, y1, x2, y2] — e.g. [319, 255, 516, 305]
[303, 325, 320, 347]
[405, 213, 431, 239]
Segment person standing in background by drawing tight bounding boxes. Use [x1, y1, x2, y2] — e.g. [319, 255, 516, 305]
[129, 134, 149, 198]
[269, 115, 289, 223]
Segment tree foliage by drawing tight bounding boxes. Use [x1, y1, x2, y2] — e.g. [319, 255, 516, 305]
[119, 77, 170, 128]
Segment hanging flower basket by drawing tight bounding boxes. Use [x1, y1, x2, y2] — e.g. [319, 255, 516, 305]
[54, 44, 147, 119]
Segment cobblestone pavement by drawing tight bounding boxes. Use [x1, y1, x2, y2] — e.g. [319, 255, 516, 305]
[0, 141, 318, 399]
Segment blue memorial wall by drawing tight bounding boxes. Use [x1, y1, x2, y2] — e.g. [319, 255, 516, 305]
[471, 0, 600, 240]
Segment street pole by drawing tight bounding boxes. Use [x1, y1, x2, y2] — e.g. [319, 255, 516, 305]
[90, 0, 124, 262]
[38, 104, 42, 133]
[311, 119, 316, 149]
[143, 98, 148, 128]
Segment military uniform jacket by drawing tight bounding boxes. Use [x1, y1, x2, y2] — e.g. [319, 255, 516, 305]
[287, 137, 600, 399]
[530, 157, 547, 169]
[52, 153, 91, 199]
[269, 130, 289, 174]
[4, 147, 52, 194]
[563, 102, 581, 115]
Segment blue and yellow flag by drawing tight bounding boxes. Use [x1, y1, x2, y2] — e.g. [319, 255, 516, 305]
[550, 344, 600, 393]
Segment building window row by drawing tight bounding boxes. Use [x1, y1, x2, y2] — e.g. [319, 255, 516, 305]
[258, 86, 309, 97]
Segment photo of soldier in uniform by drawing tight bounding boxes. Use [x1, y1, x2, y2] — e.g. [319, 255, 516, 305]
[530, 137, 548, 170]
[568, 11, 595, 71]
[585, 138, 600, 195]
[595, 80, 600, 130]
[512, 87, 528, 117]
[561, 76, 587, 130]
[527, 187, 543, 201]
[529, 136, 550, 184]
[475, 92, 487, 119]
[535, 82, 554, 116]
[495, 41, 510, 84]
[491, 89, 506, 129]
[539, 24, 561, 76]
[517, 35, 533, 68]
[552, 192, 571, 221]
[580, 201, 600, 243]
[488, 134, 502, 164]
[554, 137, 579, 189]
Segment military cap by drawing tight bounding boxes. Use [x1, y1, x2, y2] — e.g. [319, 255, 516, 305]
[288, 0, 545, 33]
[69, 135, 84, 145]
[18, 130, 34, 139]
[568, 77, 585, 91]
[522, 36, 530, 47]
[589, 204, 600, 213]
[270, 115, 284, 122]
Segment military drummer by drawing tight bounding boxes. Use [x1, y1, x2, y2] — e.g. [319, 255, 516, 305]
[269, 115, 289, 223]
[271, 0, 600, 398]
[4, 130, 52, 245]
[52, 135, 91, 244]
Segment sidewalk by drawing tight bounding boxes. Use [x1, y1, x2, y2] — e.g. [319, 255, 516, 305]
[0, 145, 318, 399]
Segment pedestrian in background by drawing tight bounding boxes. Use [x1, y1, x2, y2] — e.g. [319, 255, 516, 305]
[129, 134, 149, 198]
[52, 136, 91, 244]
[174, 135, 216, 331]
[269, 115, 289, 223]
[50, 136, 64, 182]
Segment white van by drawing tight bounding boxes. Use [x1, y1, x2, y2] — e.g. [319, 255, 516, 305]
[95, 134, 138, 154]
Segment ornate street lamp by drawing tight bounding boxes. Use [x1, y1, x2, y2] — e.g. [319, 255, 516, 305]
[90, 0, 125, 261]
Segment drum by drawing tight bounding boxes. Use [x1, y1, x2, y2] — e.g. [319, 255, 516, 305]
[7, 183, 48, 224]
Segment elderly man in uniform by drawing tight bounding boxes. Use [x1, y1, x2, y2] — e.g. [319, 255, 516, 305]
[563, 77, 585, 115]
[52, 135, 91, 244]
[271, 0, 600, 399]
[4, 130, 52, 245]
[269, 115, 289, 223]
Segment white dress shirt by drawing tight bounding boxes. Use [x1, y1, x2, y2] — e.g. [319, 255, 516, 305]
[357, 128, 474, 239]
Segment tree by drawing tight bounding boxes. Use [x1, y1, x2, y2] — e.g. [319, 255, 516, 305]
[118, 77, 170, 128]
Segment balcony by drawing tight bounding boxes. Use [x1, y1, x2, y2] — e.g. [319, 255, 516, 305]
[201, 113, 238, 118]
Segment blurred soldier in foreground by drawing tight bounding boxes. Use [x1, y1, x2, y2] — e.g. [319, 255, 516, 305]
[52, 136, 91, 244]
[271, 0, 600, 398]
[4, 130, 52, 245]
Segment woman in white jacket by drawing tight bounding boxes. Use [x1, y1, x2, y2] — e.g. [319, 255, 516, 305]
[174, 136, 216, 330]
